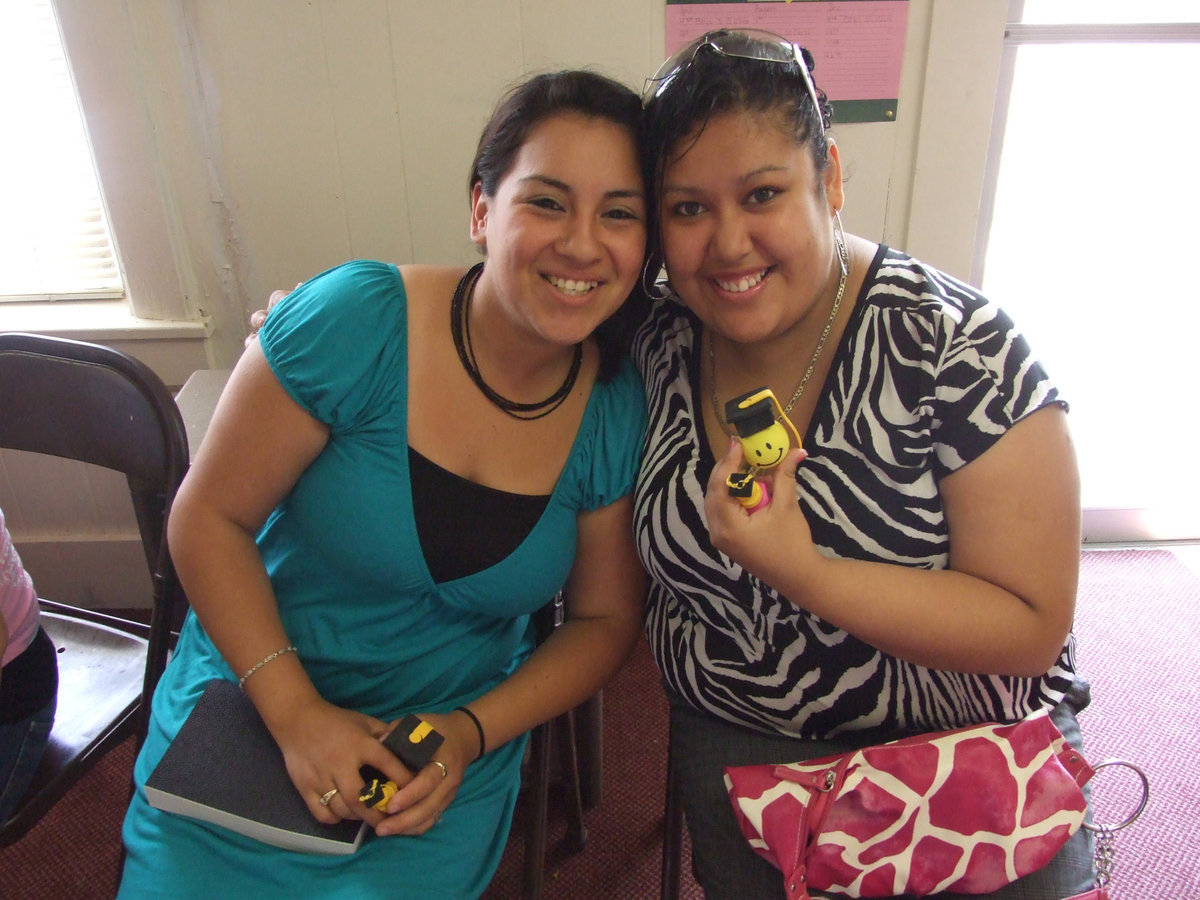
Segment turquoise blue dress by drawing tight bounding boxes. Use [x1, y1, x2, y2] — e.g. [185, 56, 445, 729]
[118, 261, 646, 899]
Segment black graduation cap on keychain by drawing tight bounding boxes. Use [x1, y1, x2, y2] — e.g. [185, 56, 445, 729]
[725, 388, 777, 437]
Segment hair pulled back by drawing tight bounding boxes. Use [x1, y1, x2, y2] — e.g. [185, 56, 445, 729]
[469, 70, 648, 382]
[471, 70, 643, 199]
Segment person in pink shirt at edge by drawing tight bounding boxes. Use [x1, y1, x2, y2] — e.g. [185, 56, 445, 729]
[0, 506, 58, 825]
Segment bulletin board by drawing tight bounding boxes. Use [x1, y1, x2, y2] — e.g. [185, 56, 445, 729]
[663, 1, 909, 123]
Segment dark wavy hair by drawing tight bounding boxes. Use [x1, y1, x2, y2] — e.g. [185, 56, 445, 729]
[468, 70, 648, 382]
[641, 35, 834, 297]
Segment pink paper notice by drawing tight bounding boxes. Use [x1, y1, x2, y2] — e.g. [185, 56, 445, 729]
[664, 1, 908, 102]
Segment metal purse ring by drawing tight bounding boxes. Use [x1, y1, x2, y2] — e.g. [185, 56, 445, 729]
[1082, 759, 1150, 833]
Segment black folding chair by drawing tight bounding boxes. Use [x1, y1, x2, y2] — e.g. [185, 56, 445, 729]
[0, 332, 189, 845]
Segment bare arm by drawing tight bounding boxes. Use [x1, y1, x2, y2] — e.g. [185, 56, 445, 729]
[168, 343, 412, 827]
[706, 405, 1080, 676]
[376, 494, 645, 836]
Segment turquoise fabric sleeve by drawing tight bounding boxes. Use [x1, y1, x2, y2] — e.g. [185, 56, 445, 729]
[257, 260, 406, 432]
[573, 357, 647, 510]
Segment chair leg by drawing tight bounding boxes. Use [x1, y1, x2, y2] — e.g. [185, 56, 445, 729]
[523, 720, 552, 900]
[575, 693, 604, 809]
[523, 708, 592, 900]
[554, 709, 588, 853]
[660, 730, 683, 900]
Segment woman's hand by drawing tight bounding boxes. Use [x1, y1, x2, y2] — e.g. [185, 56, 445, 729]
[267, 693, 409, 828]
[243, 285, 297, 347]
[369, 709, 477, 837]
[253, 682, 474, 836]
[705, 439, 814, 588]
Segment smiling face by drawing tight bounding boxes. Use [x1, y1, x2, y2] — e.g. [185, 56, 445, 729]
[469, 112, 647, 348]
[659, 108, 844, 348]
[738, 419, 791, 469]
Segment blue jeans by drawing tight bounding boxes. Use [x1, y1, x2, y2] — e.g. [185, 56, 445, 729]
[670, 679, 1097, 900]
[0, 693, 56, 825]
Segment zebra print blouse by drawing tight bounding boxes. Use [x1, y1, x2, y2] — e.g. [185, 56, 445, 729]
[632, 245, 1076, 739]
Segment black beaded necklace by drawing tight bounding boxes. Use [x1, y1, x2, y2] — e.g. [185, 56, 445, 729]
[450, 262, 583, 421]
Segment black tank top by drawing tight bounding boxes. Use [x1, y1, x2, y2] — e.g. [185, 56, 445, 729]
[408, 447, 549, 584]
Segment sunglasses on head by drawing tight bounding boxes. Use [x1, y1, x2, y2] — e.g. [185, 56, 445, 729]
[642, 28, 824, 133]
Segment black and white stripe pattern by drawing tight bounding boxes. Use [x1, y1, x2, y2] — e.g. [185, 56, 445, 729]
[632, 247, 1075, 738]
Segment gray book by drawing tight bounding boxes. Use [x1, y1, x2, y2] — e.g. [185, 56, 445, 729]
[144, 678, 367, 855]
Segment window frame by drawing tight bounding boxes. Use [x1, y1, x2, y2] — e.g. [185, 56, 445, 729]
[972, 19, 1200, 288]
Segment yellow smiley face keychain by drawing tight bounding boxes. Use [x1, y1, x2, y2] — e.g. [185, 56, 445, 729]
[724, 387, 802, 513]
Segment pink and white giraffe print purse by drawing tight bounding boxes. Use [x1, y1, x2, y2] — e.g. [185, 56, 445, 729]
[724, 710, 1095, 899]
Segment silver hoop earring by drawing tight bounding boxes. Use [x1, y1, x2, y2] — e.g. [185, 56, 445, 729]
[641, 257, 672, 301]
[833, 210, 849, 278]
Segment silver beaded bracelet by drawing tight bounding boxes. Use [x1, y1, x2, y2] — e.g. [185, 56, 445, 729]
[238, 645, 298, 687]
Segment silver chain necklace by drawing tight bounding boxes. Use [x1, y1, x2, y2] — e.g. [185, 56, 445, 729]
[709, 229, 850, 437]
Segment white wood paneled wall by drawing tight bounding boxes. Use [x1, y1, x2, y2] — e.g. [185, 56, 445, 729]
[4, 0, 1010, 606]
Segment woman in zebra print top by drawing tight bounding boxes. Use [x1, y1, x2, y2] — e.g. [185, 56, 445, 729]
[636, 30, 1094, 899]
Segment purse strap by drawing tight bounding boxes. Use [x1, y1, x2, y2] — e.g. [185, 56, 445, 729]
[771, 754, 854, 841]
[771, 756, 855, 900]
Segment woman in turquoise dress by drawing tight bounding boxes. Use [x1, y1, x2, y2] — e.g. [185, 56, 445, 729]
[118, 70, 648, 899]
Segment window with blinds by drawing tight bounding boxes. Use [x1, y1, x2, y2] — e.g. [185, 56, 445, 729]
[0, 0, 123, 303]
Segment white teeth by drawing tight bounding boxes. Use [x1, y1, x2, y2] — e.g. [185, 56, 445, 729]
[716, 270, 767, 293]
[547, 275, 598, 296]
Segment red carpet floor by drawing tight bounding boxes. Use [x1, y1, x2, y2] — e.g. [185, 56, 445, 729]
[1066, 548, 1200, 899]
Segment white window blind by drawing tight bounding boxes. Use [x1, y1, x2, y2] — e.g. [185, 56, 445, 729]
[0, 0, 123, 303]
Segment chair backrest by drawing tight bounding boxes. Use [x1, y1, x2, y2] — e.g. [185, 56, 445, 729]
[0, 332, 190, 737]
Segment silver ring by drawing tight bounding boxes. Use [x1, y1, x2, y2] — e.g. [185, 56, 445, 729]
[433, 760, 448, 779]
[319, 787, 339, 807]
